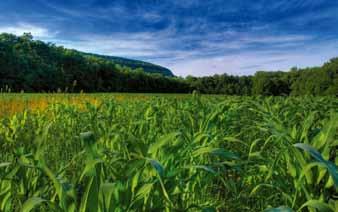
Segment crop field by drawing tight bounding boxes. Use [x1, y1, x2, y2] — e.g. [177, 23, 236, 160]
[0, 93, 337, 211]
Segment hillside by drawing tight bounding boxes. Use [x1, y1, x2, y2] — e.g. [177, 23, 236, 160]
[0, 33, 187, 92]
[84, 53, 174, 76]
[0, 32, 174, 77]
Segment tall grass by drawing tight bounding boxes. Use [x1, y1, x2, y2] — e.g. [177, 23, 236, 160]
[0, 94, 337, 211]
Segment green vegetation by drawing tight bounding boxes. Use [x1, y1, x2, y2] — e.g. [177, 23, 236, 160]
[1, 33, 337, 96]
[85, 53, 174, 76]
[0, 94, 337, 211]
[187, 60, 338, 96]
[0, 33, 187, 93]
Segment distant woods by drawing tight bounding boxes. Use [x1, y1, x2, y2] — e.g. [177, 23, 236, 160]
[190, 60, 337, 96]
[0, 33, 337, 96]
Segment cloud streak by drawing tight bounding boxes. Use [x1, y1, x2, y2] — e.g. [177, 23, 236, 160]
[0, 23, 56, 38]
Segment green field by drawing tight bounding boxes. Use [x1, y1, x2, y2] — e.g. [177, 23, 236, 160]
[0, 94, 337, 211]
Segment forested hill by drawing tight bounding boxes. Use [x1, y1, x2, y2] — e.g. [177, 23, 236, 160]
[84, 53, 174, 76]
[0, 33, 186, 92]
[0, 33, 337, 95]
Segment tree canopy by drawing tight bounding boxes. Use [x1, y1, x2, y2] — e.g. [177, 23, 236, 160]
[0, 33, 188, 93]
[0, 33, 337, 96]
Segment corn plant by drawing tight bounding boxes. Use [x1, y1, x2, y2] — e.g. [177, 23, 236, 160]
[0, 94, 337, 211]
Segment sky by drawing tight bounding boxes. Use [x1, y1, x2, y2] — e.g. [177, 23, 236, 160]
[0, 0, 338, 76]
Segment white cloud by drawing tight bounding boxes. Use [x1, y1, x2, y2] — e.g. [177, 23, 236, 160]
[166, 43, 338, 77]
[50, 33, 163, 58]
[239, 35, 312, 44]
[47, 31, 334, 77]
[0, 23, 56, 38]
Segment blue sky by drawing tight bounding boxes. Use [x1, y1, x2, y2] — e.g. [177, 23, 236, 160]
[0, 0, 338, 76]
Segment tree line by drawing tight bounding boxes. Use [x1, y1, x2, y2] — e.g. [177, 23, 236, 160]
[0, 33, 337, 96]
[0, 33, 188, 93]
